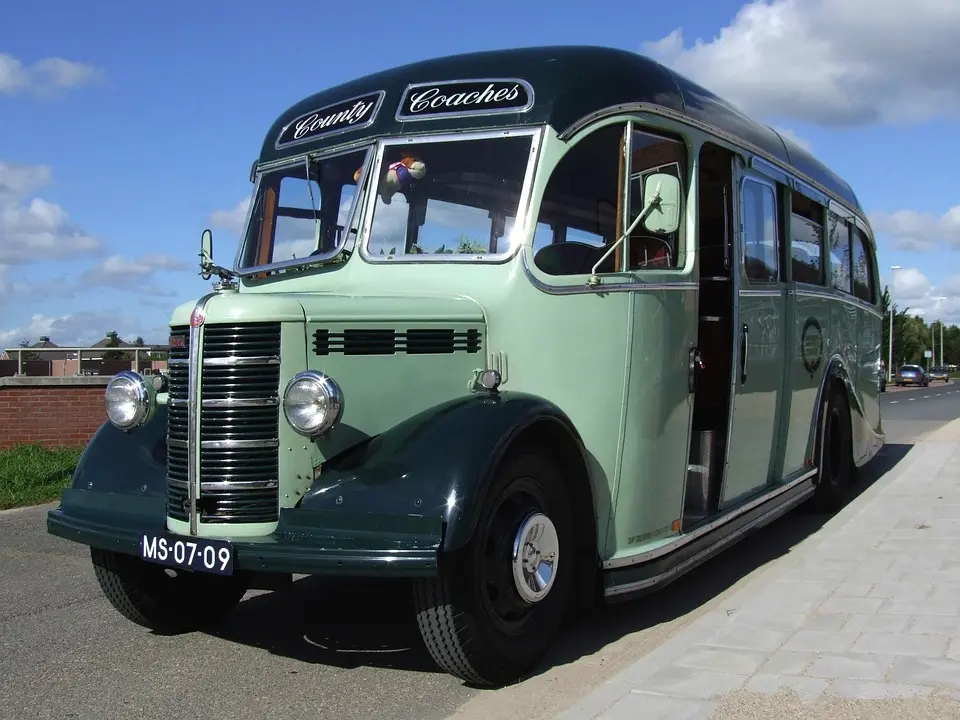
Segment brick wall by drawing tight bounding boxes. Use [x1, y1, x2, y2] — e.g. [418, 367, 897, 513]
[0, 377, 111, 450]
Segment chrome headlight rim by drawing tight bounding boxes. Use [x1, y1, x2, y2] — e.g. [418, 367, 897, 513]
[282, 370, 344, 437]
[104, 370, 157, 431]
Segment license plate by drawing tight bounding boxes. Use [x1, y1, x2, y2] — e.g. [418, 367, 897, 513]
[139, 533, 234, 575]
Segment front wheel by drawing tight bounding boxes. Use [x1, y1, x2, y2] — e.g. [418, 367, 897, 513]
[413, 450, 574, 687]
[90, 547, 252, 633]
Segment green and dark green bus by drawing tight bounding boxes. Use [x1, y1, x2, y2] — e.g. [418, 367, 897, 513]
[47, 45, 884, 687]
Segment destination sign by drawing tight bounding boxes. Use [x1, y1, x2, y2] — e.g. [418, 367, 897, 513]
[276, 91, 384, 147]
[396, 79, 534, 120]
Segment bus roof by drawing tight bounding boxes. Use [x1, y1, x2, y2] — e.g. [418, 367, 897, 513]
[259, 45, 862, 214]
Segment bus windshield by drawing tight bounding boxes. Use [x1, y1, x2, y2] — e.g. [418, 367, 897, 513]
[238, 146, 371, 271]
[363, 134, 534, 259]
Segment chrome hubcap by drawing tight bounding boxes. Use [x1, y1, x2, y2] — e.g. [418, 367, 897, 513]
[511, 512, 559, 603]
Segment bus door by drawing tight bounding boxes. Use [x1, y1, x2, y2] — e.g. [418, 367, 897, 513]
[719, 165, 789, 508]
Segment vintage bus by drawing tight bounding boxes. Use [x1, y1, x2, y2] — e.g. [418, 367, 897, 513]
[47, 45, 884, 687]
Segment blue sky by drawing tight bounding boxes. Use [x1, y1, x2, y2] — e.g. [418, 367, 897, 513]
[1, 0, 958, 348]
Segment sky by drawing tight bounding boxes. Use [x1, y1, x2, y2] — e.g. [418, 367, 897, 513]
[1, 0, 959, 348]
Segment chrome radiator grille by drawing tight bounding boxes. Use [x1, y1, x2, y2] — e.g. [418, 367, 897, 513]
[165, 322, 282, 525]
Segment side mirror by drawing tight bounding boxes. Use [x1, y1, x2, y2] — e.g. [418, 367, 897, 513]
[641, 172, 681, 234]
[200, 228, 213, 280]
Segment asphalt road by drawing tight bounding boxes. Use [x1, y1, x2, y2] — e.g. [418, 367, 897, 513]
[1, 383, 956, 720]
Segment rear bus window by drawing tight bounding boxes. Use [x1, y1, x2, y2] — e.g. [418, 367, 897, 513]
[852, 226, 876, 304]
[790, 192, 824, 285]
[828, 212, 852, 294]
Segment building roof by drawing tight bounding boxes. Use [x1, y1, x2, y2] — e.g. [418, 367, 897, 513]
[258, 45, 861, 214]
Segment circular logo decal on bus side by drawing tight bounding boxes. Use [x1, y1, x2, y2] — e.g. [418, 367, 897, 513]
[801, 316, 823, 376]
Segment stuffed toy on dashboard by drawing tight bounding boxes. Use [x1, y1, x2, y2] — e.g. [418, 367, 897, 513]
[354, 155, 427, 205]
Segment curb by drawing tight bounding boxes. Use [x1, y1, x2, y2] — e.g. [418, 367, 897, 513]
[0, 501, 58, 516]
[553, 418, 960, 719]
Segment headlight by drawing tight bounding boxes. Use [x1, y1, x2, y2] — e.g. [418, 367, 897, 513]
[104, 371, 156, 431]
[282, 370, 343, 437]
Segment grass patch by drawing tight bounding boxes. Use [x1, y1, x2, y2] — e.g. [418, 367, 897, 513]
[0, 443, 84, 510]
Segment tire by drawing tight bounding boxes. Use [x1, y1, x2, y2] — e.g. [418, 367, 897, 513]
[413, 449, 574, 687]
[809, 383, 854, 513]
[90, 547, 252, 633]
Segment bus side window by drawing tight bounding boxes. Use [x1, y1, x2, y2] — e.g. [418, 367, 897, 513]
[852, 226, 876, 304]
[790, 192, 824, 285]
[533, 123, 625, 276]
[741, 179, 779, 283]
[828, 212, 853, 294]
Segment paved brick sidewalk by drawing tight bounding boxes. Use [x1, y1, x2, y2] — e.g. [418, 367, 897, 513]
[555, 420, 960, 719]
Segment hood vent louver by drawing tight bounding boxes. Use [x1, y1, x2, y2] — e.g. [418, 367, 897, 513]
[313, 328, 481, 356]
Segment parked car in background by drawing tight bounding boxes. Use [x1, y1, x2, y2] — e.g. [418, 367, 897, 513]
[929, 366, 950, 382]
[895, 364, 928, 387]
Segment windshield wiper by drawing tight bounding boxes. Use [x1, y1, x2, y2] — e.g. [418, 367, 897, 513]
[304, 156, 321, 248]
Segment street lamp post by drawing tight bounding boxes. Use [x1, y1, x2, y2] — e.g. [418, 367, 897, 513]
[933, 296, 947, 369]
[888, 266, 902, 382]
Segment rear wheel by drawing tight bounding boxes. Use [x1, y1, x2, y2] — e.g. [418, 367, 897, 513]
[90, 547, 252, 633]
[413, 450, 574, 687]
[809, 383, 853, 512]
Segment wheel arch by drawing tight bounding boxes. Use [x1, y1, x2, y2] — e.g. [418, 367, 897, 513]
[302, 391, 601, 584]
[68, 406, 169, 498]
[486, 414, 600, 611]
[808, 354, 880, 470]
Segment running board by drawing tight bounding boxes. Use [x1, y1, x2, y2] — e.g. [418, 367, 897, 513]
[602, 473, 817, 602]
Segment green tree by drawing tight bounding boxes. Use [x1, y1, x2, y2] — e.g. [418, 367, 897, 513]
[102, 331, 127, 361]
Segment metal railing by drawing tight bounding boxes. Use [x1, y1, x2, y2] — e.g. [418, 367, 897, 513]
[1, 346, 169, 376]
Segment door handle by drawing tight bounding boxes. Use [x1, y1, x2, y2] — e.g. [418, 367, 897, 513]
[740, 323, 749, 384]
[688, 345, 704, 393]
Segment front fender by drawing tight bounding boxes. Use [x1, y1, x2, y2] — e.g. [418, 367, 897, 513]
[69, 405, 168, 498]
[299, 391, 585, 552]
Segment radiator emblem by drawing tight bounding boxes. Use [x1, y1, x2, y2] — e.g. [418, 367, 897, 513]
[190, 307, 206, 328]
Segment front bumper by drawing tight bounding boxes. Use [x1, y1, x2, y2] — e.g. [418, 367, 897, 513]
[47, 488, 441, 577]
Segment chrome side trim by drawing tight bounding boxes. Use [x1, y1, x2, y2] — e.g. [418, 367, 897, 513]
[521, 249, 699, 295]
[203, 355, 280, 367]
[602, 468, 817, 569]
[201, 397, 279, 408]
[187, 293, 217, 536]
[794, 284, 882, 318]
[605, 479, 816, 597]
[739, 288, 784, 297]
[199, 438, 278, 449]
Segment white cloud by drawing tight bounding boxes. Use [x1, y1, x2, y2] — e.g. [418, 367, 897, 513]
[208, 197, 251, 236]
[877, 266, 960, 327]
[870, 205, 960, 252]
[0, 52, 102, 95]
[0, 160, 103, 264]
[0, 311, 170, 350]
[79, 253, 188, 295]
[644, 0, 960, 127]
